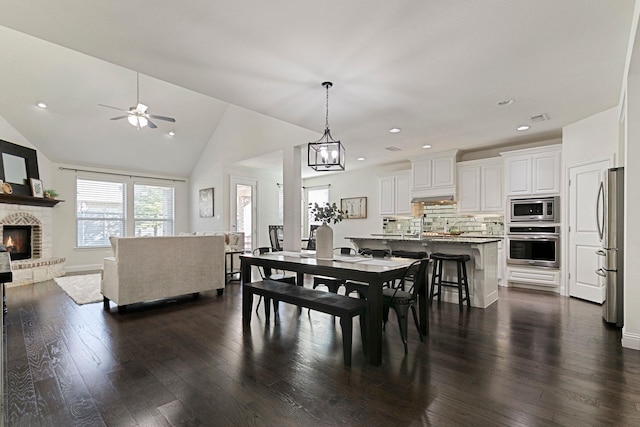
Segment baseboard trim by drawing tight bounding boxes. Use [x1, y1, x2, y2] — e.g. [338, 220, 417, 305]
[622, 330, 640, 350]
[65, 263, 103, 274]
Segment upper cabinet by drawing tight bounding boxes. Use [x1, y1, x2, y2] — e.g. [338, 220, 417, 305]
[411, 150, 458, 198]
[457, 158, 504, 213]
[379, 170, 411, 216]
[501, 145, 561, 196]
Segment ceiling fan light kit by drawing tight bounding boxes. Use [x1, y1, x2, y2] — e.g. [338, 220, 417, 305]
[308, 81, 345, 172]
[99, 72, 176, 130]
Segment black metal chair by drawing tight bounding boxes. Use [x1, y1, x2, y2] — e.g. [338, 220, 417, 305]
[306, 224, 320, 250]
[382, 258, 430, 353]
[253, 247, 296, 313]
[268, 225, 283, 251]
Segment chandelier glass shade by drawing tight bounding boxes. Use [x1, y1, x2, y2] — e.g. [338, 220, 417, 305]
[308, 82, 345, 171]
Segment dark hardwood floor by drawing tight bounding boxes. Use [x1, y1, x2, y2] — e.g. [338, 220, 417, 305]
[4, 278, 640, 426]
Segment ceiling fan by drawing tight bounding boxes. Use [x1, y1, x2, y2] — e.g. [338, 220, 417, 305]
[99, 72, 176, 129]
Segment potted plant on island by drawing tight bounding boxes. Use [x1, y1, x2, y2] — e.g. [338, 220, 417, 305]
[309, 202, 346, 259]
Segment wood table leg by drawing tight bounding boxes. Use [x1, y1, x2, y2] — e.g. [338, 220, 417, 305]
[241, 259, 253, 325]
[367, 278, 383, 366]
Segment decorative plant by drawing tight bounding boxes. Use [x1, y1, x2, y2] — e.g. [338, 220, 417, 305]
[43, 189, 58, 199]
[309, 202, 346, 225]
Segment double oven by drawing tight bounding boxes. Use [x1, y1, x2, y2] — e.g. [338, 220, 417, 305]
[506, 196, 560, 268]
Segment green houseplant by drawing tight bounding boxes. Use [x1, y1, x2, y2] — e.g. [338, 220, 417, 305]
[309, 202, 346, 259]
[43, 189, 58, 199]
[309, 202, 346, 225]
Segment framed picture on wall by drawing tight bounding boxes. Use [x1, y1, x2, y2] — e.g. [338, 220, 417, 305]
[341, 197, 367, 219]
[199, 187, 214, 218]
[0, 139, 40, 196]
[30, 178, 44, 198]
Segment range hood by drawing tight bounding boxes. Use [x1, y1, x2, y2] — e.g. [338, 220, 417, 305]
[411, 195, 456, 205]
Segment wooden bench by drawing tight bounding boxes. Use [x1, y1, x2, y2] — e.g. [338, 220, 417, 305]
[242, 280, 368, 366]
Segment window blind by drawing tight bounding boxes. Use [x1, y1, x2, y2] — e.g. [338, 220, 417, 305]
[76, 179, 125, 247]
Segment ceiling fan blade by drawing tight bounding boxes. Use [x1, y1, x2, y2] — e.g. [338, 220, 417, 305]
[147, 119, 158, 129]
[110, 116, 129, 120]
[148, 115, 176, 122]
[98, 104, 127, 112]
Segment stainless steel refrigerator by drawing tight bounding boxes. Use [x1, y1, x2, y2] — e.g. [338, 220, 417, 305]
[596, 167, 624, 327]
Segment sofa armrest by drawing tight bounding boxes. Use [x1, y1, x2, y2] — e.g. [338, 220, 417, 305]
[101, 257, 118, 302]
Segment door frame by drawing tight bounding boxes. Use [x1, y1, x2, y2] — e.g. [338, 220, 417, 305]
[230, 176, 258, 251]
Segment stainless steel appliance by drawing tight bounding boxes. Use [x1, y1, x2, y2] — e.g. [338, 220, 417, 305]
[506, 225, 560, 268]
[508, 196, 559, 222]
[596, 167, 624, 327]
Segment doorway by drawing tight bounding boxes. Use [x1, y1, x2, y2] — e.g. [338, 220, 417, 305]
[568, 159, 610, 302]
[230, 176, 257, 252]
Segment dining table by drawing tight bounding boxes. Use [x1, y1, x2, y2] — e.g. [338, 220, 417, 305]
[240, 251, 428, 366]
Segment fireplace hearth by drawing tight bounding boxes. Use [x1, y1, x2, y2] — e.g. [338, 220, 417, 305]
[3, 225, 32, 260]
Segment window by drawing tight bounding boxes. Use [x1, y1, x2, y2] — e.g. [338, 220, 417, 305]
[134, 184, 174, 237]
[305, 185, 329, 237]
[76, 179, 125, 247]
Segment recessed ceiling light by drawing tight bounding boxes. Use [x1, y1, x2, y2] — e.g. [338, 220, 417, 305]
[357, 157, 365, 161]
[496, 99, 514, 106]
[389, 128, 401, 133]
[37, 102, 47, 109]
[422, 144, 432, 149]
[516, 125, 530, 131]
[168, 131, 175, 136]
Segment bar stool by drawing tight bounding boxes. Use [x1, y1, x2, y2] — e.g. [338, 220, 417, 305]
[429, 253, 471, 311]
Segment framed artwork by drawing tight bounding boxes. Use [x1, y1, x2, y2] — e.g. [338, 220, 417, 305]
[30, 178, 44, 198]
[0, 139, 40, 196]
[199, 187, 214, 218]
[341, 197, 367, 219]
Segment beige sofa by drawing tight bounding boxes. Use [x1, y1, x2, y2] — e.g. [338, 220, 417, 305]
[102, 235, 225, 312]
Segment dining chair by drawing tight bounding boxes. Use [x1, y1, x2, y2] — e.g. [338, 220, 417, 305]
[268, 225, 283, 251]
[253, 247, 296, 313]
[382, 258, 429, 353]
[306, 224, 320, 250]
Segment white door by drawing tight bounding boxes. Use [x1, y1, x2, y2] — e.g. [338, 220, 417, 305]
[568, 160, 610, 302]
[230, 176, 257, 252]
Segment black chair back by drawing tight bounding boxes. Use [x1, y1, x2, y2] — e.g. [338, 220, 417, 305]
[253, 247, 274, 277]
[268, 225, 283, 251]
[335, 247, 356, 255]
[306, 224, 320, 250]
[392, 259, 429, 299]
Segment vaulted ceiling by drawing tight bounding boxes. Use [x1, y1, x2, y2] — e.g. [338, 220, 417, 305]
[0, 1, 634, 177]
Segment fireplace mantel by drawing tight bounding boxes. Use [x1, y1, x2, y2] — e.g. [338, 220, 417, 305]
[0, 194, 63, 207]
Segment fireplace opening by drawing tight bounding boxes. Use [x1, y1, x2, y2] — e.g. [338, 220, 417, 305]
[3, 225, 32, 261]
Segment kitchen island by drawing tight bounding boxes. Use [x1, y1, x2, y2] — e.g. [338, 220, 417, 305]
[346, 235, 501, 308]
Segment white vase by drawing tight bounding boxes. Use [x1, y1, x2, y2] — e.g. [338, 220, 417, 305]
[315, 222, 334, 260]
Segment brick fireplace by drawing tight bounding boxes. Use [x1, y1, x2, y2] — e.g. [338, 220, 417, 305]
[0, 205, 65, 286]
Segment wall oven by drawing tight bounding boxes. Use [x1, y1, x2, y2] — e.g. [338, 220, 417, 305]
[508, 196, 559, 222]
[506, 225, 560, 268]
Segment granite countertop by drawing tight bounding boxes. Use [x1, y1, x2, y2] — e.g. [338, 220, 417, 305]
[347, 235, 503, 244]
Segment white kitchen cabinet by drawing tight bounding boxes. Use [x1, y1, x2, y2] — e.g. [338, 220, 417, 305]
[501, 145, 561, 196]
[379, 171, 411, 215]
[457, 158, 504, 213]
[411, 150, 458, 197]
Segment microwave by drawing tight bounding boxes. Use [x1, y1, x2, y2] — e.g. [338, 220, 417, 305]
[508, 196, 559, 222]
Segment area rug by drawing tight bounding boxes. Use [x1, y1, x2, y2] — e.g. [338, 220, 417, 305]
[54, 274, 102, 305]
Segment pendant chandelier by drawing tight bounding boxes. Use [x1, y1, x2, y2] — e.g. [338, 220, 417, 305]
[308, 81, 345, 171]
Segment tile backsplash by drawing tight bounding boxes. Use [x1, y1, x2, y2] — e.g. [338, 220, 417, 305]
[382, 204, 504, 236]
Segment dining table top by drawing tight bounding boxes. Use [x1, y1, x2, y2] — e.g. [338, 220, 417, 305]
[240, 250, 417, 274]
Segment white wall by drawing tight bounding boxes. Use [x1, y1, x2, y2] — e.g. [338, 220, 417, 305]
[189, 104, 319, 234]
[623, 72, 640, 349]
[0, 115, 53, 188]
[562, 108, 619, 167]
[302, 161, 412, 249]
